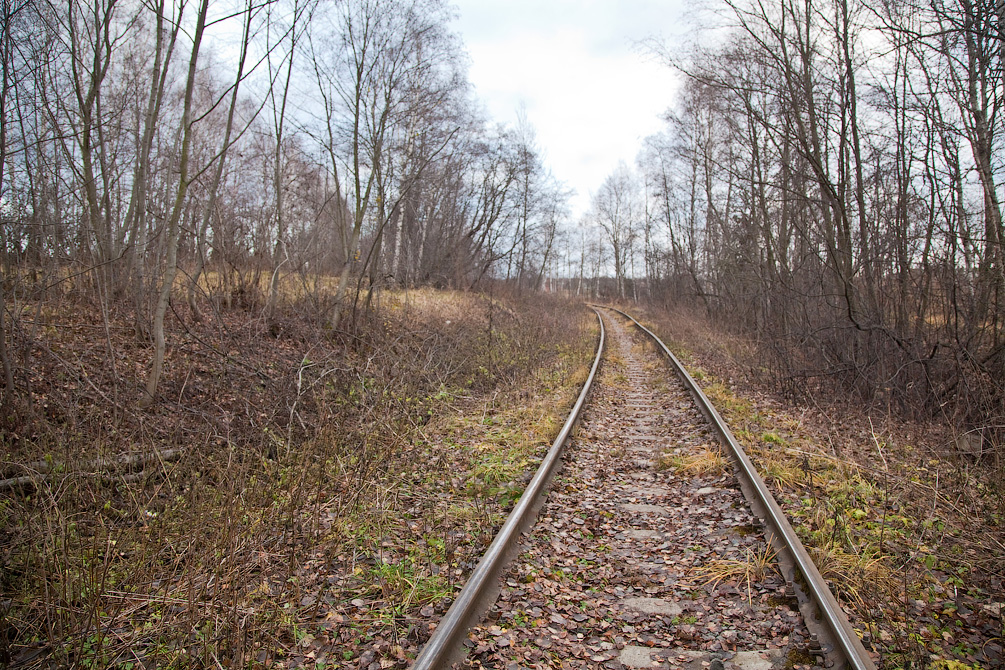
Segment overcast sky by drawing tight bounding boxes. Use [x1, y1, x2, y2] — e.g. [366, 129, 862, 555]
[451, 0, 687, 220]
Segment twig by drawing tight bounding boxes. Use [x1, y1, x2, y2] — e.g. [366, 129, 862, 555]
[0, 448, 183, 492]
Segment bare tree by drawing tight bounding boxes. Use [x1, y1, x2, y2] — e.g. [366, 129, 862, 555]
[306, 0, 460, 327]
[0, 0, 30, 407]
[188, 0, 266, 322]
[121, 0, 184, 336]
[641, 0, 1005, 439]
[142, 0, 211, 404]
[593, 162, 641, 300]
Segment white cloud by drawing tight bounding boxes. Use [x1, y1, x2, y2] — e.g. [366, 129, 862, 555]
[452, 0, 683, 218]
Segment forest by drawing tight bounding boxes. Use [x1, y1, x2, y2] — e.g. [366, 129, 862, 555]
[2, 0, 1002, 437]
[0, 0, 1003, 666]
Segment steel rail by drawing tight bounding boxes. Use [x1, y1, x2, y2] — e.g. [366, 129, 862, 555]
[411, 307, 606, 670]
[609, 307, 877, 670]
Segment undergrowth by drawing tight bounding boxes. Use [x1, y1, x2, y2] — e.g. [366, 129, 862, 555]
[623, 302, 1005, 670]
[0, 287, 595, 668]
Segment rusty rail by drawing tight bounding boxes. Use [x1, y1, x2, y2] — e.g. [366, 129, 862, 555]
[411, 307, 606, 669]
[610, 306, 876, 670]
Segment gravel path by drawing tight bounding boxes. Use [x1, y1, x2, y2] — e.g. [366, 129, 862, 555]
[457, 312, 816, 670]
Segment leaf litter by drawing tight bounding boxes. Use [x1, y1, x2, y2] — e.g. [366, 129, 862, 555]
[458, 314, 819, 670]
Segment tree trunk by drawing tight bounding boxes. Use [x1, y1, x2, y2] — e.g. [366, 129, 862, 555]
[141, 0, 209, 405]
[189, 0, 255, 322]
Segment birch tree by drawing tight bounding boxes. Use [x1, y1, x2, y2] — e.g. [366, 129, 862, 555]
[142, 0, 210, 404]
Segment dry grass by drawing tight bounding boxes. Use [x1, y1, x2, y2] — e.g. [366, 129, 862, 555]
[626, 302, 1005, 668]
[0, 285, 595, 668]
[656, 447, 728, 477]
[750, 449, 805, 489]
[807, 545, 897, 610]
[692, 543, 779, 604]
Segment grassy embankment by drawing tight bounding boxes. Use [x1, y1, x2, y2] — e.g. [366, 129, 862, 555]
[627, 303, 1003, 670]
[0, 287, 596, 668]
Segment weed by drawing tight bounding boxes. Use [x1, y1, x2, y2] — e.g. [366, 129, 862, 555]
[4, 289, 593, 666]
[929, 662, 985, 670]
[762, 431, 786, 445]
[755, 453, 804, 489]
[657, 447, 727, 476]
[510, 610, 530, 626]
[806, 545, 895, 609]
[368, 559, 451, 607]
[693, 544, 779, 604]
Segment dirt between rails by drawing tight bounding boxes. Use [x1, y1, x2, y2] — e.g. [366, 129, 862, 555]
[456, 312, 835, 670]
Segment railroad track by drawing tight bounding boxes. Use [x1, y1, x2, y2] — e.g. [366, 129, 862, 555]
[413, 308, 877, 670]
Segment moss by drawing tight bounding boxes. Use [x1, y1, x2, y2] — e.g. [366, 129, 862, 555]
[785, 645, 815, 668]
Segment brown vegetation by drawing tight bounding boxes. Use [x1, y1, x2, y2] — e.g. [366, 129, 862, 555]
[564, 0, 1005, 468]
[633, 301, 1004, 669]
[0, 287, 593, 668]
